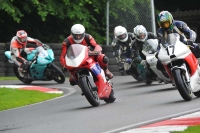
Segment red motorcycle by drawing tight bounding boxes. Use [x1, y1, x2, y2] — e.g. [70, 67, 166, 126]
[65, 44, 116, 107]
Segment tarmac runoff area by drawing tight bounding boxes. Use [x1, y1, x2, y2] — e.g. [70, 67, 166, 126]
[0, 85, 63, 94]
[1, 85, 200, 133]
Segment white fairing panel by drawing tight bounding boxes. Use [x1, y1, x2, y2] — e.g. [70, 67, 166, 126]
[190, 66, 200, 92]
[158, 41, 191, 64]
[65, 46, 86, 67]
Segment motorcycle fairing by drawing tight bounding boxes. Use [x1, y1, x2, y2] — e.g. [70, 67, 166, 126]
[90, 63, 101, 77]
[4, 51, 14, 63]
[65, 44, 88, 67]
[184, 53, 198, 76]
[29, 64, 47, 79]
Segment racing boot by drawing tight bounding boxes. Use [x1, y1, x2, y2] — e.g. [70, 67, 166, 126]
[69, 75, 77, 86]
[103, 67, 113, 79]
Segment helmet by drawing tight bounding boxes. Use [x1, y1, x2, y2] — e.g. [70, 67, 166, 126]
[114, 26, 128, 42]
[16, 30, 27, 45]
[133, 25, 147, 42]
[157, 11, 173, 30]
[71, 24, 85, 43]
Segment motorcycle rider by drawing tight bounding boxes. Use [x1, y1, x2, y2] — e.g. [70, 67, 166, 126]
[111, 25, 135, 74]
[132, 25, 160, 82]
[157, 11, 200, 58]
[10, 30, 47, 77]
[60, 24, 114, 86]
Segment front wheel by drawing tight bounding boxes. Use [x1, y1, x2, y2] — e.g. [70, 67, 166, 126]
[13, 64, 33, 84]
[48, 63, 65, 84]
[173, 69, 193, 101]
[79, 76, 100, 107]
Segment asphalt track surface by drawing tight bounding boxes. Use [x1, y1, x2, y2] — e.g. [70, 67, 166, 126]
[0, 75, 200, 133]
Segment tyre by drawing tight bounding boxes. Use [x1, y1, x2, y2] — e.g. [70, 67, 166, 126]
[104, 89, 116, 103]
[79, 76, 100, 107]
[13, 64, 33, 84]
[145, 79, 153, 85]
[48, 63, 65, 84]
[173, 69, 193, 101]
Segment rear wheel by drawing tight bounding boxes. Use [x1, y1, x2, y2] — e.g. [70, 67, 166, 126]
[13, 64, 33, 84]
[79, 76, 100, 107]
[173, 69, 193, 101]
[48, 63, 65, 84]
[145, 80, 153, 85]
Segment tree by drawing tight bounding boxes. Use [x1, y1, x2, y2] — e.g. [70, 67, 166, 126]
[0, 0, 146, 44]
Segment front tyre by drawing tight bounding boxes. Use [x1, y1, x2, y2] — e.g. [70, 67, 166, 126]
[48, 63, 65, 84]
[13, 64, 33, 84]
[173, 69, 193, 101]
[79, 76, 100, 107]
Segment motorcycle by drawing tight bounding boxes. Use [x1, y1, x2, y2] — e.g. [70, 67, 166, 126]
[142, 39, 172, 84]
[157, 33, 200, 101]
[114, 48, 142, 81]
[5, 45, 65, 84]
[65, 44, 116, 107]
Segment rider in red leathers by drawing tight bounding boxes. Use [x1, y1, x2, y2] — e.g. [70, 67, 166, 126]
[10, 30, 46, 77]
[60, 24, 113, 86]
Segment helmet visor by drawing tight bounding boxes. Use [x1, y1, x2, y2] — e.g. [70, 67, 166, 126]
[136, 33, 146, 40]
[135, 32, 147, 41]
[72, 33, 85, 41]
[160, 21, 170, 28]
[117, 33, 127, 40]
[17, 36, 27, 43]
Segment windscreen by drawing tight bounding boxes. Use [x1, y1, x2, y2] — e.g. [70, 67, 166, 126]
[67, 44, 85, 59]
[160, 33, 178, 48]
[143, 39, 158, 54]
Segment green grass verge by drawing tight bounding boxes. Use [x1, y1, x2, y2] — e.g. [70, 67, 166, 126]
[173, 125, 200, 133]
[0, 77, 18, 80]
[0, 88, 63, 111]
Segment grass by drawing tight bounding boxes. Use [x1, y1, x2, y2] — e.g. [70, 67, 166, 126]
[0, 77, 18, 80]
[173, 125, 200, 133]
[0, 88, 63, 111]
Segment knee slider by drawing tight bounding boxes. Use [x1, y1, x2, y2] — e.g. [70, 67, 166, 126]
[103, 56, 109, 64]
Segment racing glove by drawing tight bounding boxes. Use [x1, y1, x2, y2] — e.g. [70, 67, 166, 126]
[43, 44, 50, 50]
[183, 40, 194, 47]
[88, 50, 100, 56]
[125, 58, 132, 64]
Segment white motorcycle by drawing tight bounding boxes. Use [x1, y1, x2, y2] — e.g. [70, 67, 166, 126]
[142, 39, 172, 84]
[157, 33, 200, 101]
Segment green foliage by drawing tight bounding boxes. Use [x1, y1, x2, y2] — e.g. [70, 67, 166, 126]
[0, 0, 149, 44]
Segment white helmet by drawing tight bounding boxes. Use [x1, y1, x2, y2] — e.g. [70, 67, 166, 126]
[71, 24, 85, 43]
[114, 26, 128, 42]
[133, 25, 147, 42]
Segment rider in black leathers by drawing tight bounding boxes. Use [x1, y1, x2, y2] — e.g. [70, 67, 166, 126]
[131, 25, 159, 82]
[111, 25, 135, 75]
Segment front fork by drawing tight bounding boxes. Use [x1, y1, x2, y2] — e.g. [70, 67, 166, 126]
[171, 63, 190, 83]
[77, 70, 97, 91]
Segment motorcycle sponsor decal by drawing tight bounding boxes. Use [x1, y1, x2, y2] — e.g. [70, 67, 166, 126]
[166, 45, 175, 55]
[91, 63, 101, 76]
